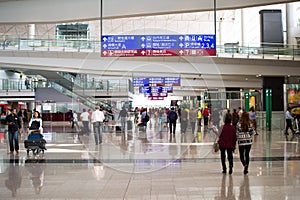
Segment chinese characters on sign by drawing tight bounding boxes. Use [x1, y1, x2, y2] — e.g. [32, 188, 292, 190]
[102, 34, 216, 57]
[134, 77, 178, 100]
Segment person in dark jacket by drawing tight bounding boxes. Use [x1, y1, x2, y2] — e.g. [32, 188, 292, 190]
[118, 107, 128, 131]
[218, 116, 236, 174]
[6, 108, 22, 154]
[232, 108, 239, 128]
[168, 107, 178, 135]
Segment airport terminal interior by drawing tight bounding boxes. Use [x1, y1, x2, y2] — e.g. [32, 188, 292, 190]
[0, 0, 300, 199]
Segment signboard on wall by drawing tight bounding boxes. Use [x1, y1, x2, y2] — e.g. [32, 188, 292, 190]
[133, 77, 180, 87]
[102, 34, 216, 57]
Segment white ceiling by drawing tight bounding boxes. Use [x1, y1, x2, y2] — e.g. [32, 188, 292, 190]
[0, 0, 298, 24]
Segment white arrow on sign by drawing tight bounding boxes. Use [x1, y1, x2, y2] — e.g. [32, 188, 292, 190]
[102, 37, 108, 42]
[179, 36, 184, 41]
[102, 44, 107, 49]
[141, 50, 146, 55]
[179, 43, 184, 48]
[102, 51, 107, 56]
[179, 50, 184, 55]
[141, 37, 146, 41]
[141, 43, 145, 48]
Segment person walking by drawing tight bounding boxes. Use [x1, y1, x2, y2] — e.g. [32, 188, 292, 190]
[238, 107, 243, 118]
[6, 108, 22, 155]
[73, 111, 80, 133]
[197, 107, 202, 129]
[18, 108, 28, 132]
[68, 109, 74, 131]
[232, 108, 239, 128]
[141, 108, 149, 129]
[218, 116, 236, 174]
[180, 105, 188, 134]
[28, 110, 43, 134]
[189, 107, 197, 134]
[118, 106, 128, 131]
[285, 107, 296, 135]
[236, 112, 254, 174]
[80, 108, 90, 135]
[91, 106, 105, 145]
[168, 107, 178, 135]
[203, 106, 210, 127]
[249, 106, 258, 135]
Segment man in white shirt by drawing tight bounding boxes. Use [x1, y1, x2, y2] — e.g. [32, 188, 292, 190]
[91, 106, 105, 144]
[285, 107, 296, 135]
[80, 108, 90, 135]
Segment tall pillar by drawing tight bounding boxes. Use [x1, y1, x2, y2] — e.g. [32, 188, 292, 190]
[263, 76, 284, 111]
[29, 24, 35, 39]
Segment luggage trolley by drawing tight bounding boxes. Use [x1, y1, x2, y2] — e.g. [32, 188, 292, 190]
[24, 130, 47, 155]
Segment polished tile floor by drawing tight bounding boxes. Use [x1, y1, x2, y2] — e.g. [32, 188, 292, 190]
[0, 119, 300, 199]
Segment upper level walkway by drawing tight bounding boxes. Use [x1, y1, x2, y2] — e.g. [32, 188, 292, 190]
[1, 37, 300, 61]
[1, 37, 300, 90]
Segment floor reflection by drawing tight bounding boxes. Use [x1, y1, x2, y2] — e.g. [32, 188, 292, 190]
[5, 155, 22, 198]
[25, 158, 46, 195]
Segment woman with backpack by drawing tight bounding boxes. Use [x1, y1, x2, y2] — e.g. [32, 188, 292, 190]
[167, 107, 178, 135]
[141, 108, 150, 129]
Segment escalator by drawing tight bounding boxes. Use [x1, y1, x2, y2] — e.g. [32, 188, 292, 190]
[28, 70, 114, 110]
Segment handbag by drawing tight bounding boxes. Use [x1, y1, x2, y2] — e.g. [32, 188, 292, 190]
[213, 139, 219, 153]
[29, 120, 40, 130]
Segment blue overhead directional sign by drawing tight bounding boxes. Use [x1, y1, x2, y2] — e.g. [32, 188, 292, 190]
[139, 87, 151, 94]
[102, 34, 215, 50]
[164, 77, 180, 86]
[102, 35, 139, 50]
[140, 35, 178, 49]
[148, 77, 165, 86]
[133, 78, 149, 87]
[178, 35, 215, 49]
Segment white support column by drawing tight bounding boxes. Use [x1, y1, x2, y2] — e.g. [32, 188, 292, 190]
[29, 24, 35, 39]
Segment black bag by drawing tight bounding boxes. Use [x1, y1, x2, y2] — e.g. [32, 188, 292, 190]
[116, 126, 122, 132]
[29, 120, 40, 130]
[144, 113, 150, 122]
[168, 111, 177, 121]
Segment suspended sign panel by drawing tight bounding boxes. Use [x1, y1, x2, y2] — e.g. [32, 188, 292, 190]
[102, 34, 216, 57]
[133, 77, 180, 87]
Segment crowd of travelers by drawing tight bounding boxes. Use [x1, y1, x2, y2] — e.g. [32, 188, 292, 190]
[2, 103, 300, 175]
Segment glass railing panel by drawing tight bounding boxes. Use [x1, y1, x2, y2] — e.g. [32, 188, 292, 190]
[0, 79, 35, 91]
[56, 72, 131, 92]
[1, 36, 300, 60]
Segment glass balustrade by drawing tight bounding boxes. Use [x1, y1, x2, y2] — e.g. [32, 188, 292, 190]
[0, 77, 125, 111]
[0, 36, 300, 60]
